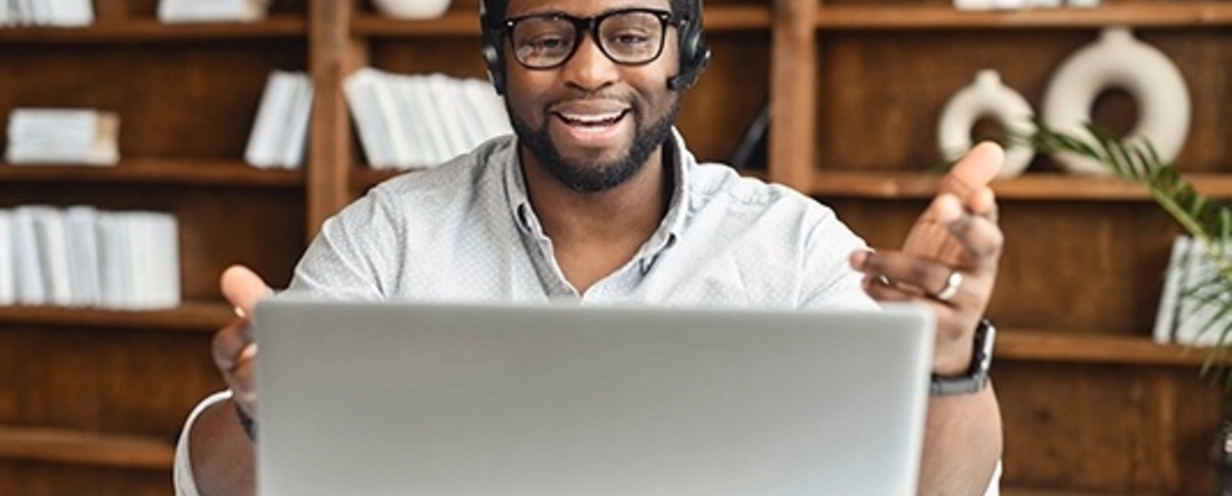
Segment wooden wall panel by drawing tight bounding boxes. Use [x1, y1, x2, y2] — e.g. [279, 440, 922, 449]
[0, 186, 305, 299]
[0, 42, 306, 160]
[0, 328, 220, 436]
[993, 361, 1222, 495]
[679, 33, 771, 164]
[816, 29, 1232, 173]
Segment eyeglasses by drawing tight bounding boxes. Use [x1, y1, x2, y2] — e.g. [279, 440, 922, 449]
[502, 8, 680, 70]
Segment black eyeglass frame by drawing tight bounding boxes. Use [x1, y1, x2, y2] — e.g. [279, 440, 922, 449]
[500, 8, 684, 70]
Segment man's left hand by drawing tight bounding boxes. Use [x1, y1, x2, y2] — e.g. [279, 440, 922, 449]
[848, 143, 1005, 375]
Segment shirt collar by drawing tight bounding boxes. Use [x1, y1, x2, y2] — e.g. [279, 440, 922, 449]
[502, 128, 693, 265]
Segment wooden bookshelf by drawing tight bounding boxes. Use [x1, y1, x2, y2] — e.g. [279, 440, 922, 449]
[0, 16, 307, 43]
[809, 171, 1232, 201]
[0, 302, 231, 332]
[0, 159, 304, 187]
[815, 3, 1232, 30]
[0, 426, 173, 470]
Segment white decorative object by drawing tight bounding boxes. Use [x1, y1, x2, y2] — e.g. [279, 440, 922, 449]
[952, 0, 995, 11]
[1042, 28, 1191, 175]
[372, 0, 453, 19]
[937, 70, 1036, 179]
[1067, 0, 1100, 8]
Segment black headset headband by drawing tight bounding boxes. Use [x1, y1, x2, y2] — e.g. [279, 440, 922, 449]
[479, 0, 711, 94]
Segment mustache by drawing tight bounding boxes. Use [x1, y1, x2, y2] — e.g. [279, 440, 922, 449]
[545, 94, 640, 114]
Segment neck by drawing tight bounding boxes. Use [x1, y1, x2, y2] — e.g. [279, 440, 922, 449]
[520, 146, 673, 248]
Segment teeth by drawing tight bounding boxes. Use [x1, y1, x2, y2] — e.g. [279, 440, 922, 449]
[560, 111, 624, 124]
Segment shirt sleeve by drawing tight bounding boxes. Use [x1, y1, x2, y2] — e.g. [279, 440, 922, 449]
[173, 390, 233, 496]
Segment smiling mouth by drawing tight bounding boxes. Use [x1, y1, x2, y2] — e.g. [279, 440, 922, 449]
[554, 110, 630, 127]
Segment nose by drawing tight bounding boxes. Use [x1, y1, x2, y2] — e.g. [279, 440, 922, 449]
[559, 33, 619, 92]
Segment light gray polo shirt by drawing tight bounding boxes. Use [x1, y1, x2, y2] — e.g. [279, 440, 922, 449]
[286, 131, 874, 309]
[174, 131, 1001, 494]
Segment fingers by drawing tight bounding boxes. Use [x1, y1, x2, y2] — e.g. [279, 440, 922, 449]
[213, 318, 259, 414]
[941, 141, 1003, 201]
[851, 250, 977, 307]
[216, 265, 268, 417]
[943, 208, 1004, 273]
[221, 265, 272, 319]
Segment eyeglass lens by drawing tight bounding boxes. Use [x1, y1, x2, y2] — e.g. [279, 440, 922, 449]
[511, 11, 665, 68]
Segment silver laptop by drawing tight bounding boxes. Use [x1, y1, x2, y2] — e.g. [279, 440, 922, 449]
[254, 298, 935, 496]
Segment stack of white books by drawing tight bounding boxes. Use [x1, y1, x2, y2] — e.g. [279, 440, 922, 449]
[245, 70, 313, 170]
[0, 0, 94, 27]
[158, 0, 269, 23]
[0, 206, 180, 310]
[344, 68, 511, 170]
[1153, 235, 1232, 347]
[5, 108, 120, 166]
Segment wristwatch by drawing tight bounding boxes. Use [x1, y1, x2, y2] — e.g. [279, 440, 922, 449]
[930, 319, 996, 396]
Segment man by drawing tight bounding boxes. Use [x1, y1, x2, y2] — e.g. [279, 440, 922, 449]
[174, 0, 1004, 494]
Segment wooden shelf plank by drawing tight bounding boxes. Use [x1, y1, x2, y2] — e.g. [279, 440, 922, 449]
[997, 329, 1230, 367]
[815, 4, 1232, 30]
[0, 426, 173, 470]
[351, 11, 478, 37]
[0, 301, 230, 332]
[700, 5, 774, 31]
[0, 16, 307, 43]
[809, 171, 1232, 201]
[352, 5, 772, 38]
[0, 159, 304, 187]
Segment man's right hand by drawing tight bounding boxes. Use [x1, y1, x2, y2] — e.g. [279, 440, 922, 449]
[212, 265, 272, 421]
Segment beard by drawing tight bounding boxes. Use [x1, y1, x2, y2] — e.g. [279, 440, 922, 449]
[509, 98, 680, 193]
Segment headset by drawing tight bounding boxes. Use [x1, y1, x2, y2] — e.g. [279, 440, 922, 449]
[480, 0, 711, 94]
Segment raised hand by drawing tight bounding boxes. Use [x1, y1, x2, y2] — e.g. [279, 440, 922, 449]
[850, 142, 1005, 374]
[211, 265, 272, 419]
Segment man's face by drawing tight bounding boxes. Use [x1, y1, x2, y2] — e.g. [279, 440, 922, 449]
[502, 0, 682, 193]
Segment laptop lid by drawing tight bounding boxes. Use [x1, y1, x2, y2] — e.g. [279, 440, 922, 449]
[254, 298, 934, 496]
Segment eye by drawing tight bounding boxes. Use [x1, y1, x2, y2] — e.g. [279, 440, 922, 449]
[608, 31, 651, 47]
[519, 34, 572, 56]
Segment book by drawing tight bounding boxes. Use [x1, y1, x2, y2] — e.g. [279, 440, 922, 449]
[158, 0, 269, 23]
[345, 68, 513, 170]
[11, 206, 45, 306]
[245, 71, 312, 169]
[1174, 237, 1232, 347]
[30, 206, 72, 307]
[64, 206, 101, 307]
[0, 210, 12, 305]
[1153, 236, 1189, 343]
[6, 108, 120, 166]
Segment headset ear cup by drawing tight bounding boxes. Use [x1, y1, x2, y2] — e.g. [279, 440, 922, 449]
[672, 17, 709, 90]
[479, 1, 506, 94]
[482, 43, 505, 95]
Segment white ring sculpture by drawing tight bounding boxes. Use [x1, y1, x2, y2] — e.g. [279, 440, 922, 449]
[1042, 27, 1191, 175]
[937, 70, 1036, 179]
